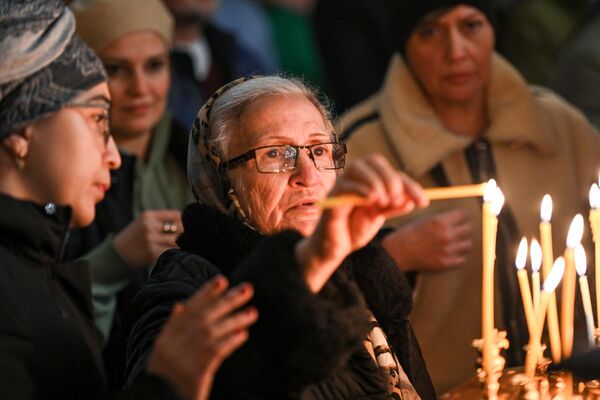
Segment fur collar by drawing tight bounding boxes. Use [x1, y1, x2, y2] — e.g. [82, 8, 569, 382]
[176, 203, 263, 275]
[378, 53, 559, 178]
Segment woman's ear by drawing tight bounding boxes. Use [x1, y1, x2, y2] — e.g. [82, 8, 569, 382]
[2, 127, 33, 170]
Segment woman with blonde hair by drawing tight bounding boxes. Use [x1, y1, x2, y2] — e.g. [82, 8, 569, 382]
[67, 0, 196, 390]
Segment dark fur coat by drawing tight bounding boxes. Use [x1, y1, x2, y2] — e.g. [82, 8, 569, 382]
[125, 203, 435, 399]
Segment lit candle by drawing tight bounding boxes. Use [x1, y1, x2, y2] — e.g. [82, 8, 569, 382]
[539, 194, 562, 362]
[516, 237, 536, 338]
[589, 183, 600, 329]
[562, 214, 584, 359]
[482, 180, 504, 375]
[530, 238, 542, 313]
[525, 257, 565, 377]
[318, 182, 488, 208]
[575, 244, 596, 346]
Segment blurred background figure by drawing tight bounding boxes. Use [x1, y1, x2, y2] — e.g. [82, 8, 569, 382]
[264, 0, 327, 90]
[313, 0, 398, 114]
[163, 0, 264, 128]
[68, 0, 194, 391]
[339, 0, 600, 393]
[549, 3, 600, 128]
[496, 0, 596, 86]
[211, 0, 279, 74]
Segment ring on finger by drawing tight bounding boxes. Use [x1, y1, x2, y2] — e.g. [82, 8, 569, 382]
[162, 221, 178, 234]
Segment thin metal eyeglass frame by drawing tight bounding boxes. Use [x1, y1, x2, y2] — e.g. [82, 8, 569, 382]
[221, 141, 347, 173]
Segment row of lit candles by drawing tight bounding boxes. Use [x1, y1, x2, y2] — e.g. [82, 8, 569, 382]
[481, 180, 600, 379]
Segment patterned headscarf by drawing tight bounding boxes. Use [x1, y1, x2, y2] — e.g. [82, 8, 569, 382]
[188, 76, 255, 216]
[0, 0, 106, 139]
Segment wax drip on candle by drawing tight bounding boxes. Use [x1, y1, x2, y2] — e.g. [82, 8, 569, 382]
[541, 194, 553, 223]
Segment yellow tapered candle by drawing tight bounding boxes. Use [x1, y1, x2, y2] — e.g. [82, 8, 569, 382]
[539, 194, 562, 362]
[575, 244, 596, 344]
[589, 184, 600, 329]
[530, 238, 542, 312]
[516, 238, 536, 337]
[317, 182, 488, 208]
[482, 181, 504, 375]
[525, 257, 565, 378]
[561, 214, 584, 359]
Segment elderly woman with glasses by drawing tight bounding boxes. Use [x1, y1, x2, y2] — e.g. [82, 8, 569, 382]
[125, 76, 436, 399]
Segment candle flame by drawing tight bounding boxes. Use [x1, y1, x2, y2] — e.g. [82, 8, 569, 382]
[483, 179, 497, 203]
[490, 187, 505, 216]
[575, 244, 587, 276]
[540, 194, 553, 222]
[590, 184, 600, 209]
[542, 257, 565, 293]
[566, 214, 584, 248]
[530, 238, 542, 272]
[515, 237, 528, 270]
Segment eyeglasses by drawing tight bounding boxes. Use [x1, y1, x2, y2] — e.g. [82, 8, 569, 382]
[64, 101, 111, 147]
[221, 141, 347, 173]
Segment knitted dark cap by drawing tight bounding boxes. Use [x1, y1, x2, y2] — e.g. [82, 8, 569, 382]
[395, 0, 496, 55]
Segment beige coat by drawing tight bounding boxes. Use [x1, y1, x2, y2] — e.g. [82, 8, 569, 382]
[337, 53, 600, 393]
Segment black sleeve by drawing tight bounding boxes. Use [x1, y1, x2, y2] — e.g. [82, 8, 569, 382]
[216, 231, 370, 396]
[126, 232, 370, 398]
[125, 249, 220, 388]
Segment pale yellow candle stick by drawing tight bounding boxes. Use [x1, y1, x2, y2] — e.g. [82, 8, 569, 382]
[318, 182, 488, 208]
[525, 257, 565, 378]
[575, 244, 596, 345]
[589, 183, 600, 330]
[516, 238, 536, 339]
[531, 238, 542, 313]
[539, 194, 562, 362]
[482, 181, 504, 376]
[561, 214, 584, 359]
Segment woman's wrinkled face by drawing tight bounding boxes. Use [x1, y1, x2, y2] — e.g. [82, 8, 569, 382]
[226, 94, 337, 236]
[99, 32, 170, 139]
[405, 5, 495, 105]
[24, 82, 121, 227]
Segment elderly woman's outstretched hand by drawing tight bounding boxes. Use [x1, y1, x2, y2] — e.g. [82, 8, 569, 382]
[146, 276, 258, 400]
[296, 154, 428, 292]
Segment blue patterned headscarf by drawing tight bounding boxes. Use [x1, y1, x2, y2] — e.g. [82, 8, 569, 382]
[0, 0, 106, 138]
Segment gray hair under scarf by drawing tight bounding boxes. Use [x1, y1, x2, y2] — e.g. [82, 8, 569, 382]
[0, 0, 107, 139]
[187, 75, 334, 219]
